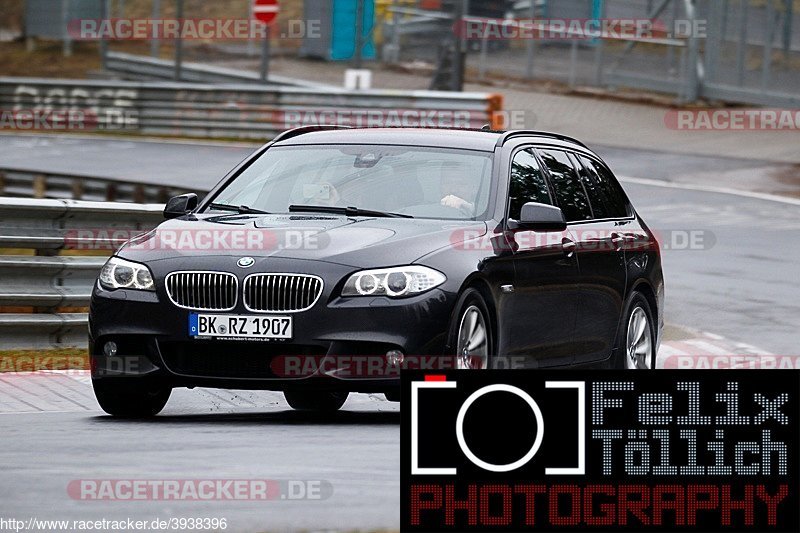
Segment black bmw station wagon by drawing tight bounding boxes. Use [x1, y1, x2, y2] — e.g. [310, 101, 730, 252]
[90, 126, 664, 416]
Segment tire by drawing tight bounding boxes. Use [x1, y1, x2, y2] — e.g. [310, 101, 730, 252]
[284, 390, 348, 412]
[92, 379, 171, 417]
[448, 287, 494, 369]
[384, 390, 401, 402]
[614, 291, 656, 369]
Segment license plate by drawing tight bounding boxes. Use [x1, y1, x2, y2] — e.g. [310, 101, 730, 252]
[189, 313, 292, 340]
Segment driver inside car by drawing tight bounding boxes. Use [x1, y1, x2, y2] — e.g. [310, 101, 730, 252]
[439, 161, 480, 216]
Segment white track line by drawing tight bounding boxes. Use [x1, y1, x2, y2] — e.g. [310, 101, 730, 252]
[620, 175, 800, 206]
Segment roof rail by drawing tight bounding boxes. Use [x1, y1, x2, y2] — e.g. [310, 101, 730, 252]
[495, 130, 589, 149]
[272, 125, 352, 143]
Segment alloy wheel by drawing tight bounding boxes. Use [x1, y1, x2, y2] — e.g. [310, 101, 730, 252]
[456, 305, 489, 369]
[626, 306, 653, 369]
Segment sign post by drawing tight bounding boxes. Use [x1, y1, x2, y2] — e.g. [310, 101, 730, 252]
[253, 0, 280, 82]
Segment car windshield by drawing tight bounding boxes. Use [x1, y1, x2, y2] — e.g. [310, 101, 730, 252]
[206, 145, 494, 220]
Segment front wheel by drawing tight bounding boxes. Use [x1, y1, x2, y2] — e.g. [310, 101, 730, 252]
[284, 390, 348, 411]
[92, 379, 171, 417]
[449, 288, 494, 369]
[616, 292, 656, 369]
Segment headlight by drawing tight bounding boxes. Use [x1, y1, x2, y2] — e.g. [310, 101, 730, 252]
[342, 266, 446, 298]
[99, 257, 155, 291]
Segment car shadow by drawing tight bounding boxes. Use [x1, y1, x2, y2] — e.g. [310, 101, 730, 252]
[88, 408, 400, 426]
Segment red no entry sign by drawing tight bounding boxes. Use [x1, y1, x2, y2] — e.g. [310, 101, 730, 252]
[253, 0, 280, 25]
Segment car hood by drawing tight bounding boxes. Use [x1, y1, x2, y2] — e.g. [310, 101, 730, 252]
[117, 213, 487, 268]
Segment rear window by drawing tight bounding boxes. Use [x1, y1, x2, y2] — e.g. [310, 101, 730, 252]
[578, 156, 630, 219]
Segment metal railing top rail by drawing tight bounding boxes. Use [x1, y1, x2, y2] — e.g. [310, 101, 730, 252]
[0, 76, 498, 102]
[0, 167, 192, 203]
[105, 52, 331, 88]
[0, 196, 164, 218]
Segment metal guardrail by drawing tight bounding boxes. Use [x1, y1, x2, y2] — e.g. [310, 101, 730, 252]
[0, 197, 163, 349]
[0, 77, 504, 140]
[0, 168, 186, 203]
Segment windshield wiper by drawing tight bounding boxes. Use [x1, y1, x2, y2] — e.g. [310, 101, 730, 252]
[288, 205, 413, 219]
[208, 203, 270, 215]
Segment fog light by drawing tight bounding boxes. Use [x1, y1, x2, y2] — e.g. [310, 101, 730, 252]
[386, 350, 404, 365]
[103, 341, 118, 357]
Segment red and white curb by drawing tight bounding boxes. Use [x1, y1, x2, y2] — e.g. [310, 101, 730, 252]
[658, 332, 784, 369]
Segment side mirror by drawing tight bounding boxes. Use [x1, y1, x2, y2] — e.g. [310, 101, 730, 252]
[515, 202, 567, 231]
[163, 193, 198, 220]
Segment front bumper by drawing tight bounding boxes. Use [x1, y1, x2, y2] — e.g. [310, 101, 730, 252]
[89, 275, 456, 392]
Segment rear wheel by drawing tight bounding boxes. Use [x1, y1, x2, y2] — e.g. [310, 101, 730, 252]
[92, 379, 171, 417]
[450, 288, 493, 369]
[284, 390, 348, 411]
[615, 292, 656, 369]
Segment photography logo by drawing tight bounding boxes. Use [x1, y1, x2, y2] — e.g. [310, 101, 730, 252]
[401, 370, 799, 531]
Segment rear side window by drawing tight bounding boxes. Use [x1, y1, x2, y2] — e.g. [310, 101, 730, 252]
[578, 156, 630, 219]
[508, 149, 552, 220]
[538, 149, 592, 222]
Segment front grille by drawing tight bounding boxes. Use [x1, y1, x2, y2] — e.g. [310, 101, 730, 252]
[165, 271, 237, 311]
[243, 274, 323, 312]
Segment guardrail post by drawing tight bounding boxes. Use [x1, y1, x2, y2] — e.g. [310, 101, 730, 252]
[158, 187, 170, 203]
[0, 171, 5, 195]
[133, 184, 145, 204]
[33, 175, 47, 199]
[106, 183, 118, 202]
[71, 178, 84, 200]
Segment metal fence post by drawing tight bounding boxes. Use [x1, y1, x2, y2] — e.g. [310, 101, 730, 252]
[569, 40, 579, 88]
[452, 0, 467, 92]
[151, 0, 161, 58]
[705, 0, 725, 84]
[174, 0, 184, 81]
[736, 0, 749, 86]
[762, 0, 775, 88]
[99, 0, 109, 70]
[525, 0, 537, 80]
[683, 0, 700, 102]
[62, 0, 73, 57]
[354, 0, 364, 68]
[260, 26, 271, 82]
[783, 0, 794, 54]
[478, 20, 489, 81]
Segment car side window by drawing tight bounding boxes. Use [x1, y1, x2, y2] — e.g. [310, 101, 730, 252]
[508, 148, 552, 220]
[538, 149, 593, 222]
[579, 156, 630, 218]
[574, 155, 613, 219]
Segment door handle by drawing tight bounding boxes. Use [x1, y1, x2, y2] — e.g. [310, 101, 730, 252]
[561, 237, 576, 257]
[611, 232, 625, 250]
